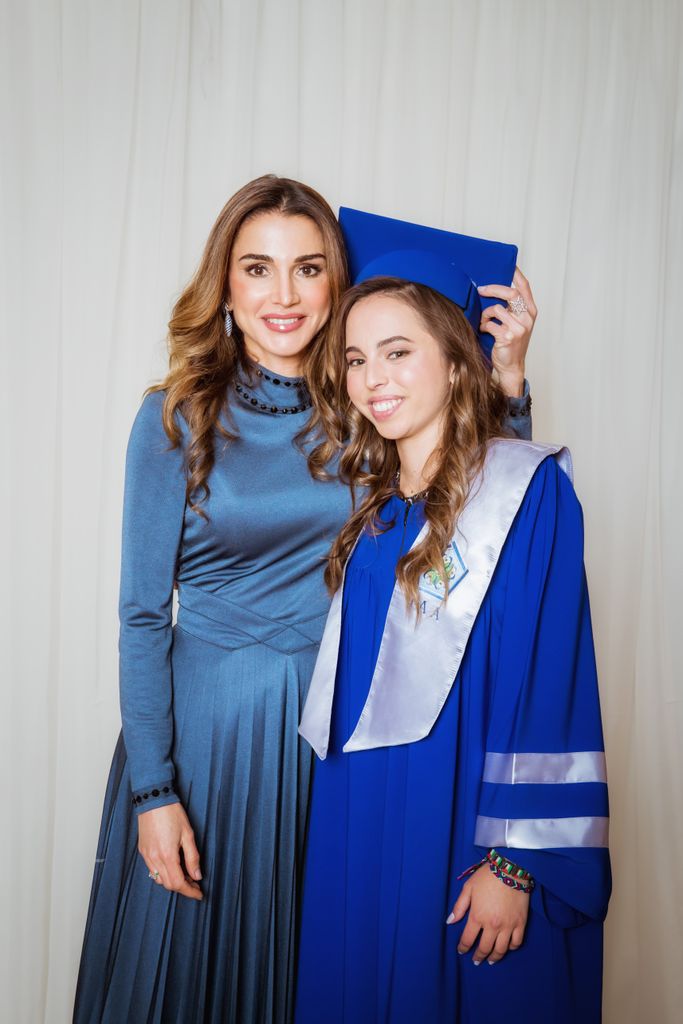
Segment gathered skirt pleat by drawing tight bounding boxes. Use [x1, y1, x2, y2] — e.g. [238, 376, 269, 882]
[74, 625, 316, 1024]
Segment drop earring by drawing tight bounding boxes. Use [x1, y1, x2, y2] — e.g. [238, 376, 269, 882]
[222, 302, 233, 338]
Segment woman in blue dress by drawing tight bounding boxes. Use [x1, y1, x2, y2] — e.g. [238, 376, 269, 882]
[296, 265, 610, 1023]
[73, 177, 537, 1023]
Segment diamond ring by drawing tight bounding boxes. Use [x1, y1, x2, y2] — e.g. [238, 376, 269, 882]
[148, 869, 160, 881]
[508, 296, 529, 316]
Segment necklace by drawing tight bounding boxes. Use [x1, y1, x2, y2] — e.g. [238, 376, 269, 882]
[233, 378, 311, 413]
[394, 471, 429, 504]
[401, 488, 429, 504]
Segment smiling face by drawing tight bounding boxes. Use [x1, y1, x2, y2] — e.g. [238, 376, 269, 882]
[345, 292, 455, 460]
[227, 211, 332, 376]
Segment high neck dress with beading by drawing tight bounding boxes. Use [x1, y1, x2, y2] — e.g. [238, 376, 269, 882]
[74, 366, 351, 1024]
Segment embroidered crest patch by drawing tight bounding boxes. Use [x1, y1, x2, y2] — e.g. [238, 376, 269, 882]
[419, 541, 468, 600]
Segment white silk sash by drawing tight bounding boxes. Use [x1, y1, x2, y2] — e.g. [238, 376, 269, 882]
[299, 439, 573, 759]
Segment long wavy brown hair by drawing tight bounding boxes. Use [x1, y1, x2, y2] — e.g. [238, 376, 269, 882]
[149, 175, 348, 515]
[322, 278, 509, 609]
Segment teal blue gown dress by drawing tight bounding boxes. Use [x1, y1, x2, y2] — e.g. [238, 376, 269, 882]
[73, 368, 351, 1024]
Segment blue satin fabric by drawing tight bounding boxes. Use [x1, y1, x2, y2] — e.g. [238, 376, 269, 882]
[74, 374, 351, 1024]
[295, 459, 609, 1024]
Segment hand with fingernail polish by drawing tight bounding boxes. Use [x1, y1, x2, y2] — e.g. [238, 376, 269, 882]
[447, 864, 529, 965]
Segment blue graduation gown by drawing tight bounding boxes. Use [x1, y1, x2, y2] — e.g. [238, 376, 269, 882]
[295, 456, 610, 1024]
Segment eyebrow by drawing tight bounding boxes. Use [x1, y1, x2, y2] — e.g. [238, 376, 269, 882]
[345, 335, 413, 354]
[237, 252, 327, 263]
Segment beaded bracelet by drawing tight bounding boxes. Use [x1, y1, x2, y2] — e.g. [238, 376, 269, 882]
[487, 859, 535, 892]
[488, 849, 532, 882]
[457, 849, 535, 893]
[487, 849, 535, 892]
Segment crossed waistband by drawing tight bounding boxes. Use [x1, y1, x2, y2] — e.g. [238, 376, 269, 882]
[176, 583, 328, 655]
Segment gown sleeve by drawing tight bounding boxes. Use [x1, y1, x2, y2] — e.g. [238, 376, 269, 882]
[473, 456, 611, 925]
[118, 391, 186, 815]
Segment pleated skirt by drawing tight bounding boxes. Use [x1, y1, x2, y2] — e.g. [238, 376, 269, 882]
[74, 623, 317, 1024]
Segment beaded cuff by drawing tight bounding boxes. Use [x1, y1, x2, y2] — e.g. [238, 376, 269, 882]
[131, 781, 176, 808]
[506, 392, 532, 418]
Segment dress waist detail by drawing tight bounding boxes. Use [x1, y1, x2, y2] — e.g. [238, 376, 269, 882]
[177, 583, 328, 654]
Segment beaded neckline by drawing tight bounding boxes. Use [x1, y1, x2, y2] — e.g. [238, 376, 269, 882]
[234, 362, 312, 416]
[254, 366, 305, 387]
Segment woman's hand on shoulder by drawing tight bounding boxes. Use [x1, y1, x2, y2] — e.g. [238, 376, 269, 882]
[138, 802, 203, 901]
[447, 863, 529, 964]
[478, 267, 538, 399]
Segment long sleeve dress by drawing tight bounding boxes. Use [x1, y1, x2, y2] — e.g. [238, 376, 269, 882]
[295, 457, 610, 1024]
[74, 369, 351, 1024]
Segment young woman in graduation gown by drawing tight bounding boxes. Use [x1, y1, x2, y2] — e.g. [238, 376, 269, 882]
[73, 177, 536, 1024]
[296, 268, 611, 1023]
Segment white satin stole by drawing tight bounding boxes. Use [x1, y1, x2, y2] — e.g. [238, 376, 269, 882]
[299, 439, 572, 760]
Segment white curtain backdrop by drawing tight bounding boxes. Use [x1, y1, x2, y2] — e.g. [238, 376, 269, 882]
[2, 0, 681, 1020]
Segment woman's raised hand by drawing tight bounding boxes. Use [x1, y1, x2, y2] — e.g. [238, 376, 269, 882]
[478, 267, 538, 398]
[138, 802, 204, 901]
[447, 863, 529, 964]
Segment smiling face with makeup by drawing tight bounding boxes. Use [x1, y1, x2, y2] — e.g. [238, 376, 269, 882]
[227, 211, 332, 377]
[345, 292, 455, 490]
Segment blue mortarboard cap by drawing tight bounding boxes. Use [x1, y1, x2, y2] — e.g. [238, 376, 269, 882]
[355, 248, 482, 339]
[339, 207, 518, 360]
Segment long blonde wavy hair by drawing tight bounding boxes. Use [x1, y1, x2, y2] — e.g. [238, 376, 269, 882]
[149, 175, 348, 515]
[321, 278, 509, 608]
